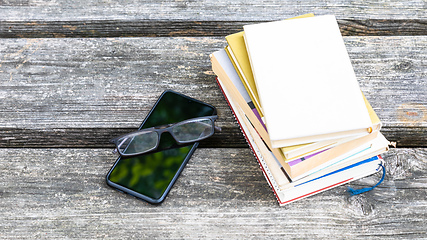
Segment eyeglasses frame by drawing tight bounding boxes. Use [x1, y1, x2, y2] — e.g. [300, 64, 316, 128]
[110, 115, 220, 157]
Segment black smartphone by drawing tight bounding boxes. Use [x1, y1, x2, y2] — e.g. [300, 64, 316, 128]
[106, 90, 216, 204]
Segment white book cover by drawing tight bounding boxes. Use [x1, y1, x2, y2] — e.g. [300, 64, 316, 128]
[243, 15, 373, 148]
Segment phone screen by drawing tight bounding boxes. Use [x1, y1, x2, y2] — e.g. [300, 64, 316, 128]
[106, 90, 216, 204]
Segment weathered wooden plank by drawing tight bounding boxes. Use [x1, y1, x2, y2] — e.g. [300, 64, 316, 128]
[0, 36, 425, 147]
[0, 148, 425, 239]
[0, 0, 425, 21]
[0, 127, 246, 148]
[1, 19, 426, 38]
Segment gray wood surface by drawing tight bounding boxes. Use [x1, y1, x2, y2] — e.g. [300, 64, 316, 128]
[1, 0, 426, 238]
[0, 148, 426, 239]
[0, 0, 426, 21]
[1, 19, 425, 38]
[1, 0, 425, 38]
[0, 36, 425, 147]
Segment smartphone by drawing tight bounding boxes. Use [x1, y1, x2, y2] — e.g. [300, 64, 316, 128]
[106, 90, 216, 204]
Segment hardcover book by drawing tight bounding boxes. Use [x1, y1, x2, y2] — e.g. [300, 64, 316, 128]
[210, 49, 388, 180]
[243, 15, 374, 148]
[209, 14, 389, 205]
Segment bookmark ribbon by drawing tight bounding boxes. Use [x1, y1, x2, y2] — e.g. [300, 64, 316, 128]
[347, 163, 385, 196]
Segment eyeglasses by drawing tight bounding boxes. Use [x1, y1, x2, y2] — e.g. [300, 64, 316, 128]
[110, 115, 221, 157]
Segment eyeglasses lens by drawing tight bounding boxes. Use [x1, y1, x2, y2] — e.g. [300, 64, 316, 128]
[118, 131, 158, 155]
[172, 119, 213, 142]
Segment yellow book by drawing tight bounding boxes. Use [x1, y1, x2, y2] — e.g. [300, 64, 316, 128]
[363, 92, 382, 131]
[225, 13, 315, 118]
[225, 13, 382, 158]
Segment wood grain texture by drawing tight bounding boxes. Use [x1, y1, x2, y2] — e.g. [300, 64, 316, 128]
[1, 19, 426, 38]
[0, 148, 425, 239]
[0, 0, 424, 238]
[1, 0, 426, 38]
[0, 0, 426, 21]
[0, 36, 425, 147]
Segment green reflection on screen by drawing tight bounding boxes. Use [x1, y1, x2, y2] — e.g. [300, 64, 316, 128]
[108, 91, 215, 200]
[108, 145, 192, 199]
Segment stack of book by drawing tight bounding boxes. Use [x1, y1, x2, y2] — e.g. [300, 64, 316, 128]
[210, 14, 390, 206]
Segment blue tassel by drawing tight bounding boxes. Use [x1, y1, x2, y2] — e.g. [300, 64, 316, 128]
[348, 163, 385, 196]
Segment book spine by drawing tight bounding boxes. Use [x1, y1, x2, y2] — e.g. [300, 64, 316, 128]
[214, 77, 283, 205]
